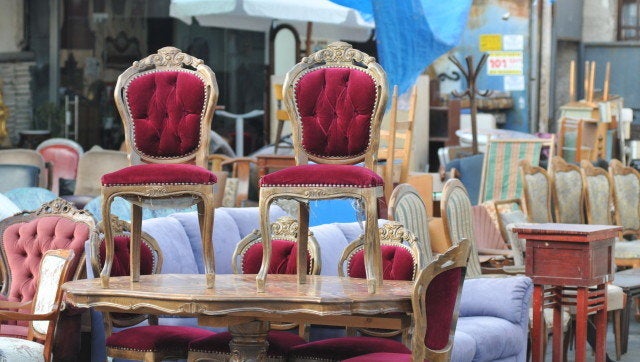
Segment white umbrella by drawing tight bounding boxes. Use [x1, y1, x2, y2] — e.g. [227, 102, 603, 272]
[169, 0, 374, 42]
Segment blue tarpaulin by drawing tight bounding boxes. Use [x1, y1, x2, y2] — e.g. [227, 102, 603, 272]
[332, 0, 472, 95]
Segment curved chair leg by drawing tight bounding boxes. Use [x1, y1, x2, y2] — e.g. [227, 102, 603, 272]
[130, 203, 143, 282]
[100, 192, 116, 288]
[296, 202, 309, 285]
[257, 194, 274, 292]
[197, 194, 216, 288]
[363, 195, 382, 294]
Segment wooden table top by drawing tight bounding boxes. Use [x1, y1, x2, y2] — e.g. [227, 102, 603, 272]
[63, 274, 414, 317]
[513, 223, 621, 241]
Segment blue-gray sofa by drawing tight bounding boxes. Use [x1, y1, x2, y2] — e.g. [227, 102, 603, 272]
[86, 207, 532, 362]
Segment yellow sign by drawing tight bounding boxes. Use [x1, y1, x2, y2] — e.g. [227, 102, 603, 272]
[479, 34, 502, 52]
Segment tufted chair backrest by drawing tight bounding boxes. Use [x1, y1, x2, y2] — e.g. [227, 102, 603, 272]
[282, 41, 387, 169]
[550, 156, 584, 224]
[340, 221, 420, 281]
[0, 199, 94, 306]
[115, 47, 219, 168]
[232, 216, 321, 276]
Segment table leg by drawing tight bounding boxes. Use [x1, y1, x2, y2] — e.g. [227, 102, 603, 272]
[532, 284, 545, 362]
[621, 292, 631, 354]
[228, 320, 270, 362]
[594, 285, 607, 362]
[575, 287, 588, 362]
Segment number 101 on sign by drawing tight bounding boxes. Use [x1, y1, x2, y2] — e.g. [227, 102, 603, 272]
[487, 51, 523, 75]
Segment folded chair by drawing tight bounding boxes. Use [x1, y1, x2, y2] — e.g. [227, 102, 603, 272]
[288, 239, 471, 362]
[257, 41, 388, 293]
[91, 215, 215, 361]
[100, 47, 219, 289]
[0, 249, 75, 362]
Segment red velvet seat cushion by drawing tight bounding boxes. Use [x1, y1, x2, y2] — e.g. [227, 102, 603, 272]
[295, 68, 377, 158]
[98, 236, 155, 277]
[101, 164, 216, 186]
[343, 352, 412, 361]
[259, 164, 383, 188]
[347, 245, 415, 281]
[287, 336, 410, 361]
[127, 71, 206, 158]
[188, 330, 305, 357]
[106, 325, 215, 352]
[241, 239, 310, 274]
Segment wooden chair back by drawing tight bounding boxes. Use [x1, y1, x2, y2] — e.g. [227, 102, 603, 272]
[519, 159, 553, 223]
[609, 159, 640, 238]
[388, 183, 433, 266]
[580, 160, 614, 226]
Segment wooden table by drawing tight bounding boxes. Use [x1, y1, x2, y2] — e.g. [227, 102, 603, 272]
[256, 154, 295, 178]
[63, 274, 413, 361]
[513, 223, 619, 362]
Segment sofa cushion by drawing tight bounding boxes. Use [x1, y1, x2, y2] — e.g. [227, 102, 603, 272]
[459, 276, 532, 326]
[141, 217, 198, 274]
[456, 316, 527, 362]
[0, 193, 20, 220]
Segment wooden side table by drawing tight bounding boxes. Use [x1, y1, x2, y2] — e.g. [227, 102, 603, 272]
[256, 154, 295, 178]
[513, 223, 620, 362]
[613, 268, 640, 354]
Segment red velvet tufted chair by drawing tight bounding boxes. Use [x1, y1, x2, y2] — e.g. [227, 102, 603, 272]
[100, 47, 219, 289]
[258, 41, 388, 294]
[288, 239, 471, 362]
[187, 217, 316, 362]
[92, 215, 216, 361]
[0, 198, 94, 340]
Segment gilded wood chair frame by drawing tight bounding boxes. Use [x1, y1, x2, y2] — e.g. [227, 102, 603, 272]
[0, 249, 75, 362]
[92, 216, 163, 334]
[258, 41, 388, 293]
[101, 47, 219, 289]
[339, 221, 420, 343]
[549, 156, 585, 224]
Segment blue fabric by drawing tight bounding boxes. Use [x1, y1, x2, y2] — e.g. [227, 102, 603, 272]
[4, 187, 56, 211]
[0, 193, 20, 221]
[445, 154, 485, 205]
[332, 0, 472, 95]
[83, 196, 197, 222]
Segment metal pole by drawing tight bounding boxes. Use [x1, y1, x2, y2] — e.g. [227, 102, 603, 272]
[49, 0, 60, 106]
[529, 0, 541, 133]
[538, 0, 553, 133]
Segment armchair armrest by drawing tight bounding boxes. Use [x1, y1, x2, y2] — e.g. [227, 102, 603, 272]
[0, 300, 31, 310]
[459, 276, 533, 326]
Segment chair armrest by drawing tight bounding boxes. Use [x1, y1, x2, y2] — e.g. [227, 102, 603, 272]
[0, 300, 31, 310]
[459, 276, 533, 325]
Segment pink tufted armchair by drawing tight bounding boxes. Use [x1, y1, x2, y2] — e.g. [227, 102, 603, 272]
[0, 198, 95, 358]
[257, 41, 388, 294]
[100, 47, 219, 289]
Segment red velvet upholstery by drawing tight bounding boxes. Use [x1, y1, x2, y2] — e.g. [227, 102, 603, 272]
[39, 144, 80, 194]
[259, 164, 383, 188]
[106, 325, 215, 353]
[98, 236, 154, 277]
[343, 352, 412, 362]
[127, 71, 206, 158]
[188, 331, 305, 357]
[101, 164, 216, 186]
[295, 68, 376, 158]
[287, 336, 410, 361]
[241, 239, 310, 274]
[2, 216, 88, 303]
[347, 245, 415, 281]
[425, 268, 462, 351]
